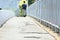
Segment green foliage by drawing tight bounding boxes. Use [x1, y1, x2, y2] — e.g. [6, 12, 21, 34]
[28, 0, 35, 6]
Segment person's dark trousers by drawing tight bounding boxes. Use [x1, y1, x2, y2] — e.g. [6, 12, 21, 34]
[22, 9, 27, 17]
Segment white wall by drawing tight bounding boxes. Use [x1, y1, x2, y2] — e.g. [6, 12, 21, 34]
[0, 10, 15, 27]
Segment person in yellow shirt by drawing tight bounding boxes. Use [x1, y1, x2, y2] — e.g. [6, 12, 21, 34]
[19, 0, 27, 17]
[22, 1, 27, 17]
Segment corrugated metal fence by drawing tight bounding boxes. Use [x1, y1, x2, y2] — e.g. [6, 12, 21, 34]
[27, 0, 60, 34]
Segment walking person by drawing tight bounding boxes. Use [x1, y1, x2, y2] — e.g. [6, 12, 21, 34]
[22, 1, 27, 17]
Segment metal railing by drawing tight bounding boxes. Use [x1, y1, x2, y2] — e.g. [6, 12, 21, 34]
[27, 0, 60, 35]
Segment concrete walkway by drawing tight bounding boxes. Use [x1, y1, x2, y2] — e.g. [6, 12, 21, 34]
[0, 17, 55, 40]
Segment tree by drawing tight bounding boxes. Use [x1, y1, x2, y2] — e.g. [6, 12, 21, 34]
[28, 0, 35, 6]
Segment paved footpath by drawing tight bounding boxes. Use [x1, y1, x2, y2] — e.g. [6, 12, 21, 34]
[0, 17, 56, 40]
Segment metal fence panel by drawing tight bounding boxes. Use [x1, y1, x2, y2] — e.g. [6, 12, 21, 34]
[27, 0, 60, 26]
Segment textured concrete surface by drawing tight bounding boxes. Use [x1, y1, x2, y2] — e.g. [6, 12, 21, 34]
[0, 17, 55, 40]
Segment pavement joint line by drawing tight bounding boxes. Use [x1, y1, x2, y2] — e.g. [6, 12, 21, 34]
[24, 36, 41, 39]
[20, 32, 49, 34]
